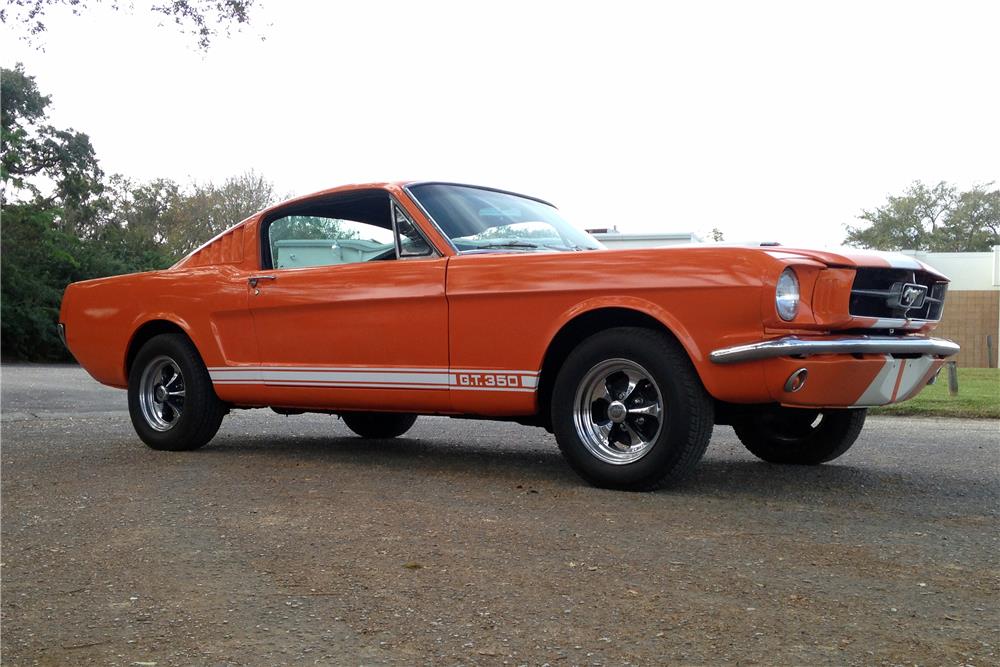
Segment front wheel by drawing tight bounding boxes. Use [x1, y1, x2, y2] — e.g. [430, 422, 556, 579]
[733, 407, 866, 465]
[127, 333, 226, 451]
[551, 327, 714, 491]
[341, 412, 418, 439]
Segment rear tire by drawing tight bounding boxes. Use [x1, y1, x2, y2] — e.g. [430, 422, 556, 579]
[551, 327, 713, 491]
[733, 407, 866, 465]
[341, 412, 418, 439]
[127, 333, 226, 451]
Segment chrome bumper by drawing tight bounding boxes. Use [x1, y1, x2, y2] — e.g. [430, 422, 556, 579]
[709, 335, 960, 364]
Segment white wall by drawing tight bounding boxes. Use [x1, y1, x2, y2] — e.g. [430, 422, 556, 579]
[902, 246, 1000, 291]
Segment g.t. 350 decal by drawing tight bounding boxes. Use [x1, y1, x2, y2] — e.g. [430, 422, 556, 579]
[208, 366, 539, 393]
[452, 370, 538, 392]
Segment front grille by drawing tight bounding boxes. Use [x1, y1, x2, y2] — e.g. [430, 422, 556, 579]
[849, 268, 947, 321]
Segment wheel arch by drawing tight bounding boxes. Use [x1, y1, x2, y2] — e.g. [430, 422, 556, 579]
[536, 303, 704, 427]
[124, 319, 198, 379]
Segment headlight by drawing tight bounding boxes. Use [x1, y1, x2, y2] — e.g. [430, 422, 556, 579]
[776, 268, 799, 321]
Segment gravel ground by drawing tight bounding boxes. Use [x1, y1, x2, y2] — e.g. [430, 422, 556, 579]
[1, 364, 998, 666]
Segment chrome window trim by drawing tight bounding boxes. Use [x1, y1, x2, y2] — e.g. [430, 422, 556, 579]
[390, 198, 437, 260]
[401, 184, 459, 255]
[259, 189, 440, 270]
[403, 182, 602, 256]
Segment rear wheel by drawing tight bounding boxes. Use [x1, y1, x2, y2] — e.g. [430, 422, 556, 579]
[127, 333, 226, 451]
[733, 407, 866, 465]
[341, 412, 418, 439]
[551, 327, 713, 491]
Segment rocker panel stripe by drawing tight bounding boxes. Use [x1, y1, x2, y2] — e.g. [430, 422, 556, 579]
[207, 366, 539, 393]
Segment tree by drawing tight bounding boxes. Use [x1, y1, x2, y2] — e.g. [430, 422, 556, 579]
[0, 64, 149, 359]
[1, 63, 104, 232]
[844, 181, 999, 252]
[1, 65, 282, 360]
[1, 0, 259, 50]
[932, 186, 1000, 252]
[98, 170, 281, 259]
[167, 171, 277, 254]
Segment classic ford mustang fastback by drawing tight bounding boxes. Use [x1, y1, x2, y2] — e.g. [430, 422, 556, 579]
[60, 182, 959, 489]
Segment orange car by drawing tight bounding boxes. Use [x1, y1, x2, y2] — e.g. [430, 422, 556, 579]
[60, 182, 959, 489]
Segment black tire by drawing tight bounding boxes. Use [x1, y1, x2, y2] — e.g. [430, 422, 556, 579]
[733, 407, 866, 465]
[127, 333, 226, 451]
[341, 412, 418, 439]
[551, 327, 714, 491]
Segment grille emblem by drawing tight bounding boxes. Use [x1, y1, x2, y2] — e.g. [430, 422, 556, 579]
[887, 282, 927, 312]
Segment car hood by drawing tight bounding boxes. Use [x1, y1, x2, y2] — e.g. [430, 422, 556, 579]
[753, 246, 947, 279]
[615, 243, 948, 280]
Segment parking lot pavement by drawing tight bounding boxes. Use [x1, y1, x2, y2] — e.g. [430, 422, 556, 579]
[2, 363, 997, 666]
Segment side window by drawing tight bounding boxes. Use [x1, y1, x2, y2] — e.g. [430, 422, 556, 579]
[268, 216, 395, 269]
[263, 192, 438, 270]
[393, 205, 433, 258]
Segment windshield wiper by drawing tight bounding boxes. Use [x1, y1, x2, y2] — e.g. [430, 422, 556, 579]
[459, 240, 598, 253]
[542, 242, 592, 251]
[468, 240, 542, 250]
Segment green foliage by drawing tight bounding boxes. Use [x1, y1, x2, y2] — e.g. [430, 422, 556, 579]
[1, 64, 278, 360]
[268, 216, 357, 244]
[872, 368, 999, 419]
[1, 62, 104, 229]
[0, 202, 163, 359]
[104, 171, 278, 258]
[1, 0, 259, 50]
[844, 181, 1000, 252]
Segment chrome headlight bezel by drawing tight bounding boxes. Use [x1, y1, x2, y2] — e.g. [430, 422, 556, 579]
[775, 268, 800, 321]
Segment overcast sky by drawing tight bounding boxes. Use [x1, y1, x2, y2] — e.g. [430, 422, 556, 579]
[3, 0, 998, 246]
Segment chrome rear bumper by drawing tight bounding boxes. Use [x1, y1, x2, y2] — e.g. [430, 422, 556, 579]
[709, 335, 960, 364]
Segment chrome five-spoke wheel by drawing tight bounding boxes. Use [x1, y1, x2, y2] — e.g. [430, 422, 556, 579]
[552, 327, 713, 490]
[138, 355, 186, 432]
[573, 358, 664, 465]
[128, 333, 225, 450]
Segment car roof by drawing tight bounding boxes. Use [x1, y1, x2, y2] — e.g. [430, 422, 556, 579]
[260, 181, 556, 218]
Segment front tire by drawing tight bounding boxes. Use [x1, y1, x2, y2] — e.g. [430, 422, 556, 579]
[733, 407, 866, 465]
[341, 412, 418, 439]
[127, 333, 226, 451]
[551, 327, 714, 491]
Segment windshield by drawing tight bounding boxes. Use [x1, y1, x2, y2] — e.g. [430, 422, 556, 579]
[407, 183, 604, 253]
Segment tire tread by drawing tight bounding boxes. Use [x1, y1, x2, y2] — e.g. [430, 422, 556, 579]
[128, 333, 225, 451]
[552, 327, 713, 490]
[734, 408, 866, 465]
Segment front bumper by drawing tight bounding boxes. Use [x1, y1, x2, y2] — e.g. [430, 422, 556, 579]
[708, 335, 959, 408]
[709, 335, 960, 365]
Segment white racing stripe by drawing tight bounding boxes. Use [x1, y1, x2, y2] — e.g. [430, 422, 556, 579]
[851, 355, 937, 407]
[208, 365, 539, 393]
[883, 254, 924, 270]
[867, 318, 928, 331]
[210, 369, 451, 385]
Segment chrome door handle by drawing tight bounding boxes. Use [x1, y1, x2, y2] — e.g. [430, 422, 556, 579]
[248, 275, 276, 288]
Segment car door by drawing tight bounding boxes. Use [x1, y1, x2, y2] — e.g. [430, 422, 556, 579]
[245, 191, 451, 413]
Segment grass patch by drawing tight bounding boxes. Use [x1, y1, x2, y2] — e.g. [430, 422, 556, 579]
[873, 367, 1000, 419]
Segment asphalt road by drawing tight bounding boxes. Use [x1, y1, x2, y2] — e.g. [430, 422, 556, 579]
[2, 364, 998, 666]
